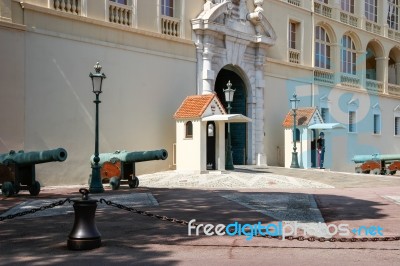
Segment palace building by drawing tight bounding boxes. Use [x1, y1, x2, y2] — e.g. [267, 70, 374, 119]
[1, 0, 400, 185]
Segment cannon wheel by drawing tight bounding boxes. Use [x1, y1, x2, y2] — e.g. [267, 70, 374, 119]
[128, 176, 139, 188]
[109, 176, 120, 190]
[371, 169, 380, 175]
[390, 170, 397, 175]
[28, 181, 41, 196]
[1, 182, 15, 197]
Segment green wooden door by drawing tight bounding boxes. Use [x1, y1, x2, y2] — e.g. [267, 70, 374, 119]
[215, 69, 247, 165]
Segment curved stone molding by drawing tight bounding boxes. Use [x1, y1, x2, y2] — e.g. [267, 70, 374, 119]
[191, 0, 276, 165]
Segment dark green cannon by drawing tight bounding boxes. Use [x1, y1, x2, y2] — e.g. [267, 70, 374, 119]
[352, 153, 400, 175]
[90, 149, 168, 190]
[0, 148, 68, 196]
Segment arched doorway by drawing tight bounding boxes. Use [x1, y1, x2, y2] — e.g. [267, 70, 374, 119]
[215, 68, 247, 165]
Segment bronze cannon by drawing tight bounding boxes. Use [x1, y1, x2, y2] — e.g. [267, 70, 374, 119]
[352, 153, 400, 175]
[90, 149, 168, 190]
[0, 148, 68, 196]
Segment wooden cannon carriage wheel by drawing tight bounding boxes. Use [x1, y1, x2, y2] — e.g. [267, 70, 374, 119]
[100, 159, 122, 190]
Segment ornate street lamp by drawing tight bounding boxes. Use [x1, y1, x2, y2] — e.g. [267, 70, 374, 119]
[290, 93, 300, 168]
[89, 62, 106, 193]
[223, 80, 235, 170]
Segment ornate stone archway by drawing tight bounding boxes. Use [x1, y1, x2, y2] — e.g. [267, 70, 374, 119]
[191, 0, 276, 165]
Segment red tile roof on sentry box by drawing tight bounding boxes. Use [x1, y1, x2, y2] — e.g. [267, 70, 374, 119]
[282, 107, 318, 128]
[174, 94, 225, 119]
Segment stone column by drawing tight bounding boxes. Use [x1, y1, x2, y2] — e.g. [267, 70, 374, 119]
[376, 57, 389, 93]
[382, 0, 389, 37]
[357, 51, 367, 89]
[195, 36, 204, 95]
[332, 0, 341, 22]
[255, 45, 266, 165]
[202, 43, 215, 94]
[331, 43, 342, 84]
[357, 0, 365, 29]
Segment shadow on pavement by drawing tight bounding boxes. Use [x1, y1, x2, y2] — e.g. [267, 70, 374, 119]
[0, 187, 392, 265]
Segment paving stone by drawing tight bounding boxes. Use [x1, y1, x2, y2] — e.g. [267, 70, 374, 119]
[0, 193, 158, 219]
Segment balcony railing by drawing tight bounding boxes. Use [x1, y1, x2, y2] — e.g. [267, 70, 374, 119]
[314, 69, 334, 84]
[53, 0, 80, 15]
[289, 48, 300, 64]
[388, 29, 400, 42]
[340, 73, 360, 88]
[388, 83, 400, 96]
[161, 16, 180, 37]
[340, 11, 358, 28]
[366, 79, 383, 94]
[365, 21, 381, 35]
[314, 2, 332, 18]
[109, 1, 132, 26]
[287, 0, 301, 7]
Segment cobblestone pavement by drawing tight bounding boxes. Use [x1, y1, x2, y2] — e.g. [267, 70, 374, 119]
[138, 165, 400, 189]
[139, 167, 334, 189]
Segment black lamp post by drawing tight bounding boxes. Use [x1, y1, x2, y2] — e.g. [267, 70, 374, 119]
[224, 80, 235, 170]
[89, 62, 106, 193]
[290, 93, 300, 168]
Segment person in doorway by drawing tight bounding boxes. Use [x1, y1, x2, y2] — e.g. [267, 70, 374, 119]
[311, 136, 316, 168]
[317, 132, 325, 169]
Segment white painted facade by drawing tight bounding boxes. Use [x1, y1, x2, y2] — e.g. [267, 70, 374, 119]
[1, 0, 400, 185]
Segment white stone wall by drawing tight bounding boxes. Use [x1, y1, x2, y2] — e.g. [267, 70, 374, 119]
[176, 120, 202, 172]
[0, 24, 25, 152]
[1, 29, 196, 185]
[284, 129, 292, 168]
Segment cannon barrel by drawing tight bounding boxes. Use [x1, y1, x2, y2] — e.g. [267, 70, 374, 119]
[352, 154, 400, 163]
[92, 149, 168, 165]
[0, 148, 68, 165]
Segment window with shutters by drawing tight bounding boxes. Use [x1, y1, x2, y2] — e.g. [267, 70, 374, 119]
[373, 114, 381, 134]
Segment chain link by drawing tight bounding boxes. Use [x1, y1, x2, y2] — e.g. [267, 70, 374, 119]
[256, 234, 400, 242]
[99, 198, 400, 243]
[1, 196, 400, 243]
[0, 198, 71, 222]
[98, 198, 193, 226]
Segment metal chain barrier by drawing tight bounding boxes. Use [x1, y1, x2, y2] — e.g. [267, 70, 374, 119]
[98, 198, 193, 226]
[98, 198, 400, 243]
[1, 196, 400, 243]
[0, 198, 71, 222]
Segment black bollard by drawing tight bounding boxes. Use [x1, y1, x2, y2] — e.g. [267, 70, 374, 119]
[67, 188, 101, 250]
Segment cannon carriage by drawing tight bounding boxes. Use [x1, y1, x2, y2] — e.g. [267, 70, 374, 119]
[91, 149, 168, 190]
[0, 148, 68, 196]
[352, 154, 400, 175]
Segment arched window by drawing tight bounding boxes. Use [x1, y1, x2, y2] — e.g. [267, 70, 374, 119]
[185, 121, 193, 138]
[207, 123, 214, 137]
[315, 26, 331, 69]
[341, 35, 357, 75]
[365, 45, 377, 80]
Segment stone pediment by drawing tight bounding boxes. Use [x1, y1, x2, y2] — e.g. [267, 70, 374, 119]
[192, 0, 276, 46]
